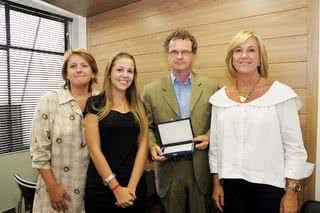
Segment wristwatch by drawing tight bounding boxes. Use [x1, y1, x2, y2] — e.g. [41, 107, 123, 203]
[286, 182, 302, 192]
[102, 173, 116, 186]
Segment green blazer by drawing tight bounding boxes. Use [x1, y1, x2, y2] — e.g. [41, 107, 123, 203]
[143, 72, 219, 197]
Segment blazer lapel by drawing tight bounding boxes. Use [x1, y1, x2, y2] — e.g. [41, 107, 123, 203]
[190, 73, 203, 113]
[161, 76, 179, 116]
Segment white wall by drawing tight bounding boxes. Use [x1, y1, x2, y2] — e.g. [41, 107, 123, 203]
[70, 15, 87, 48]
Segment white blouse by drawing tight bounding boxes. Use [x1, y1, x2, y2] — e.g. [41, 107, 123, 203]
[208, 81, 313, 188]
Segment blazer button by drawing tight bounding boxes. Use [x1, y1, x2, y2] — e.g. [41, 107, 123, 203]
[56, 138, 62, 144]
[42, 114, 48, 120]
[74, 189, 80, 194]
[64, 166, 70, 172]
[70, 115, 75, 120]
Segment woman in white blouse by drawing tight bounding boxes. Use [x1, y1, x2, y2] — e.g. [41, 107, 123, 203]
[209, 31, 313, 213]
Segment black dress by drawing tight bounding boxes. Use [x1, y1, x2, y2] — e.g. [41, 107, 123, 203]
[84, 95, 146, 212]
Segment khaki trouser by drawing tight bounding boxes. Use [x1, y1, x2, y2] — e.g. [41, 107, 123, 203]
[160, 159, 207, 213]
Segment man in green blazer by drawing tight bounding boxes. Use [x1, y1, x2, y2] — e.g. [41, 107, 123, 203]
[143, 29, 219, 213]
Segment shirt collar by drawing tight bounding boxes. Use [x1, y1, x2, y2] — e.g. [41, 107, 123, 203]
[170, 71, 192, 85]
[58, 88, 100, 105]
[58, 88, 74, 105]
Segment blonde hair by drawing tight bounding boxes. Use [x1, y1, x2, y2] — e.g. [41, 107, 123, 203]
[225, 30, 269, 78]
[62, 48, 98, 92]
[97, 52, 147, 137]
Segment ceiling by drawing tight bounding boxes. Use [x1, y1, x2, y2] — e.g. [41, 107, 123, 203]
[43, 0, 141, 17]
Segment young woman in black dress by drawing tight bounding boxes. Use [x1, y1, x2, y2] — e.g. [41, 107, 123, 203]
[84, 52, 148, 212]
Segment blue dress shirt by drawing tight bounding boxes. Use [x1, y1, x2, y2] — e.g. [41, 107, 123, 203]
[170, 72, 192, 119]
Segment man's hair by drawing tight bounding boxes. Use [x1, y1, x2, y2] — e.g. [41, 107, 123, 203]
[163, 29, 198, 54]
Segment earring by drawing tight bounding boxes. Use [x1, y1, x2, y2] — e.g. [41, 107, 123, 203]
[92, 76, 97, 83]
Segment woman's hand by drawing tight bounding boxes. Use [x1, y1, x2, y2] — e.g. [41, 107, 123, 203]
[212, 180, 224, 212]
[47, 183, 71, 211]
[280, 190, 298, 213]
[127, 185, 137, 200]
[113, 186, 136, 208]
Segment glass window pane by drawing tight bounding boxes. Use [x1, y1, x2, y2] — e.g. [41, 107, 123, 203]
[0, 4, 6, 45]
[36, 18, 65, 52]
[10, 10, 65, 52]
[0, 50, 8, 105]
[9, 49, 64, 149]
[0, 1, 68, 154]
[10, 49, 64, 105]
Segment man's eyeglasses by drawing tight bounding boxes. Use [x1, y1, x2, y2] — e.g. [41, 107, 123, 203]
[168, 50, 193, 57]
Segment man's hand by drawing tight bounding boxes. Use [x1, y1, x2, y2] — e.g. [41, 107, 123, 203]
[150, 144, 167, 161]
[193, 134, 209, 150]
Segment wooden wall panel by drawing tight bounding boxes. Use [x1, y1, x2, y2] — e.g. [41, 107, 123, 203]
[89, 0, 306, 46]
[201, 62, 307, 89]
[88, 0, 317, 203]
[94, 36, 307, 76]
[88, 0, 212, 32]
[304, 0, 319, 201]
[90, 8, 307, 60]
[195, 35, 307, 67]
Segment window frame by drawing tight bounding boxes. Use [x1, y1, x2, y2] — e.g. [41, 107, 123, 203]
[0, 0, 72, 154]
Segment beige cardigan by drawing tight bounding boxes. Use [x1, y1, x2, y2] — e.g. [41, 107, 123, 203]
[31, 88, 89, 213]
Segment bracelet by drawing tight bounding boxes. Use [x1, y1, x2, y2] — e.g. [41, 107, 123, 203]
[111, 183, 120, 192]
[102, 173, 116, 186]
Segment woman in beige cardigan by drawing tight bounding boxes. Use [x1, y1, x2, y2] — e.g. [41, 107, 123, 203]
[31, 49, 98, 212]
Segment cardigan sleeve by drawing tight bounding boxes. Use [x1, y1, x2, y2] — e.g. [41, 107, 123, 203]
[30, 93, 55, 169]
[276, 98, 314, 179]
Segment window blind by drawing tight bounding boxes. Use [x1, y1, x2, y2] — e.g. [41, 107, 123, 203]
[0, 0, 72, 154]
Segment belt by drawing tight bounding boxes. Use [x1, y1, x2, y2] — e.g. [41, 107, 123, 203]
[168, 154, 193, 161]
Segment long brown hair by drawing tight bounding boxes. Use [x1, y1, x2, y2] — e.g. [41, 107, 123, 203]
[97, 52, 147, 136]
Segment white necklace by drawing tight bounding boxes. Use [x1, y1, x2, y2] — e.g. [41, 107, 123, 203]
[236, 77, 261, 103]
